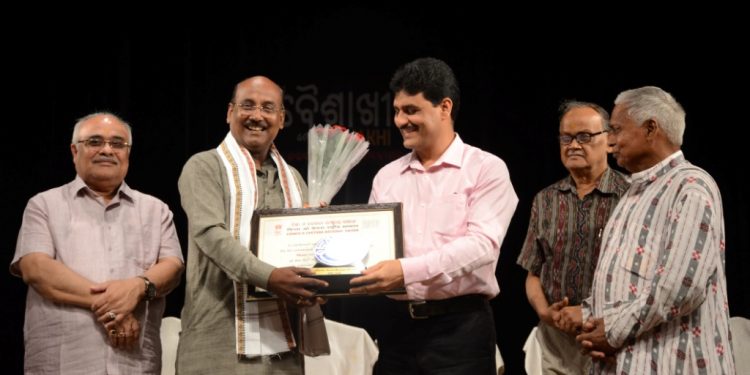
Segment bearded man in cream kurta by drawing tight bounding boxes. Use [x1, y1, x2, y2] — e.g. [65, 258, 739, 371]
[177, 76, 329, 374]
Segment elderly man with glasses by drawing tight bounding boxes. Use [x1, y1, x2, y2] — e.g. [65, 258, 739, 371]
[517, 101, 629, 374]
[10, 112, 184, 373]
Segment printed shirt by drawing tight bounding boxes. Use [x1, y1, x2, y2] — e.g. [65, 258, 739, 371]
[583, 151, 735, 374]
[11, 176, 183, 374]
[369, 135, 518, 300]
[517, 168, 629, 305]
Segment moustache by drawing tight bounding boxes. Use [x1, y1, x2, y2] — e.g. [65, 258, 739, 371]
[93, 157, 118, 164]
[243, 120, 267, 130]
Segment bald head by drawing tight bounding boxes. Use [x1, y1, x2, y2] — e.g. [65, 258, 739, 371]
[232, 76, 283, 103]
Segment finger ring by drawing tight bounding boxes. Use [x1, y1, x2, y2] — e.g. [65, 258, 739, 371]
[109, 329, 117, 336]
[107, 312, 116, 321]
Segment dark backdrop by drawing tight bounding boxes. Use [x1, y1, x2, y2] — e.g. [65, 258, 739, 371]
[3, 8, 747, 374]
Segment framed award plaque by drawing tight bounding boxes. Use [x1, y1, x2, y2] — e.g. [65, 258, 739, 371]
[248, 203, 405, 299]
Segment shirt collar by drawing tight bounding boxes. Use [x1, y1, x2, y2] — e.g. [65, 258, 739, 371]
[630, 150, 684, 186]
[555, 167, 629, 197]
[596, 168, 629, 196]
[401, 134, 464, 173]
[71, 175, 133, 202]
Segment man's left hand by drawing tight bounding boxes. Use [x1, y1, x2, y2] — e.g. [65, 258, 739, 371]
[267, 267, 328, 307]
[349, 260, 404, 294]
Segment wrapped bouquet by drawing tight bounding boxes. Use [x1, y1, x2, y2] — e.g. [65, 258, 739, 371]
[307, 124, 370, 205]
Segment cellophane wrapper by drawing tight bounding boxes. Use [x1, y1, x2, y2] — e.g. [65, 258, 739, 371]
[307, 124, 369, 205]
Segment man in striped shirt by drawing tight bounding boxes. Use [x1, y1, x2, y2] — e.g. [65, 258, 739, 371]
[577, 86, 735, 374]
[517, 101, 629, 374]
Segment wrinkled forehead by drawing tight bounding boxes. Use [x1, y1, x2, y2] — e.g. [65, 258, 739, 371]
[610, 104, 632, 124]
[234, 79, 283, 105]
[560, 107, 605, 133]
[79, 115, 128, 138]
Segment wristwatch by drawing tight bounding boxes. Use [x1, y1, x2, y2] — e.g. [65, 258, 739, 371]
[138, 276, 157, 301]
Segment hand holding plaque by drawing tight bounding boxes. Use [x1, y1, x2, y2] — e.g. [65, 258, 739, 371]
[247, 127, 401, 299]
[250, 203, 405, 299]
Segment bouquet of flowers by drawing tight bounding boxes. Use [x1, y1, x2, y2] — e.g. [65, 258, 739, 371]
[307, 124, 370, 205]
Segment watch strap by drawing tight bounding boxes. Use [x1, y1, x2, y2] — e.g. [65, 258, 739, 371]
[137, 275, 156, 301]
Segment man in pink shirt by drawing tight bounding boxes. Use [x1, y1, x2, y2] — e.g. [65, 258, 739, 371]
[10, 112, 184, 374]
[350, 57, 518, 374]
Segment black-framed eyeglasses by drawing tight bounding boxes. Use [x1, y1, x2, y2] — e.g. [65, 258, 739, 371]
[77, 137, 131, 150]
[558, 130, 608, 145]
[233, 102, 283, 115]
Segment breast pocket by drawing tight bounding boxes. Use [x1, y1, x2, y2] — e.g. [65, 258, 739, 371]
[123, 222, 152, 271]
[430, 193, 468, 236]
[620, 245, 656, 281]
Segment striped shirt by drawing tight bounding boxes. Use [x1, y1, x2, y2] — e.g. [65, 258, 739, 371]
[583, 151, 735, 374]
[517, 168, 629, 305]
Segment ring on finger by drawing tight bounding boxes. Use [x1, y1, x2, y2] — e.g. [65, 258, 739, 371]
[109, 329, 117, 336]
[107, 311, 116, 321]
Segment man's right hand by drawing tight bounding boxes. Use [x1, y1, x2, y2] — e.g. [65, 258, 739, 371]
[106, 313, 140, 350]
[266, 267, 328, 307]
[577, 317, 618, 361]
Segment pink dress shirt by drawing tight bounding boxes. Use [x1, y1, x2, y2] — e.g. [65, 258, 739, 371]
[369, 135, 518, 300]
[11, 176, 183, 374]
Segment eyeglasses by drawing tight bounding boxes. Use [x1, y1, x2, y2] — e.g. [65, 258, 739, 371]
[233, 102, 283, 115]
[558, 130, 608, 145]
[77, 137, 131, 150]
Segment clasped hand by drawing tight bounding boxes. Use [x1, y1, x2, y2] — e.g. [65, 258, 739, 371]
[576, 318, 617, 365]
[90, 277, 144, 350]
[544, 297, 583, 335]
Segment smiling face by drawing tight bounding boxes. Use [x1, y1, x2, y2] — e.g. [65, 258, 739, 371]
[392, 91, 453, 162]
[227, 76, 285, 158]
[71, 114, 130, 193]
[559, 106, 610, 175]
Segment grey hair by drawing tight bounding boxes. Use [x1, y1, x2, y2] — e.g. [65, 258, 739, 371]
[71, 112, 133, 146]
[614, 86, 685, 146]
[558, 100, 610, 130]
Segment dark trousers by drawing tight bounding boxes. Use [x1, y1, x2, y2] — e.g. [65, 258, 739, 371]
[373, 297, 497, 375]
